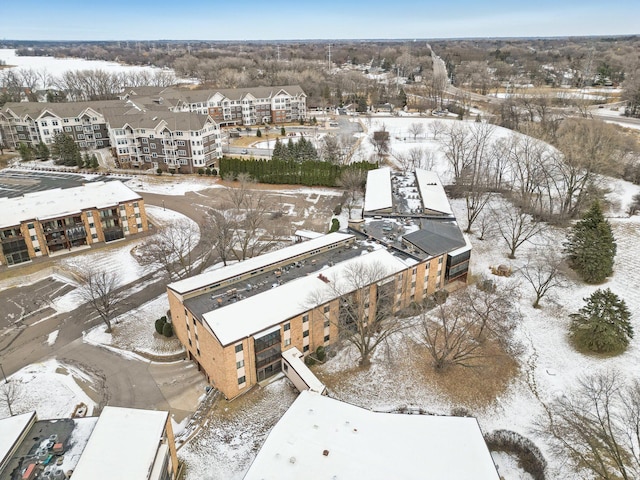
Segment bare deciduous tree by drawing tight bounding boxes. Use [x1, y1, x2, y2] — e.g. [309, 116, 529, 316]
[0, 381, 19, 417]
[493, 201, 546, 259]
[419, 301, 483, 371]
[538, 372, 640, 480]
[308, 260, 411, 367]
[408, 122, 424, 140]
[337, 169, 366, 219]
[520, 251, 565, 308]
[76, 267, 126, 332]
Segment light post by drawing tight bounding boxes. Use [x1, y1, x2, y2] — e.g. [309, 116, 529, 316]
[0, 363, 8, 383]
[162, 199, 165, 211]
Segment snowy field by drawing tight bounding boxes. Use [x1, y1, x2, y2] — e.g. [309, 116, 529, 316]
[124, 175, 222, 196]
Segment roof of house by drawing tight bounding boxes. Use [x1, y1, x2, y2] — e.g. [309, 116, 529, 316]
[162, 85, 306, 104]
[415, 169, 453, 215]
[70, 406, 168, 480]
[0, 412, 36, 468]
[243, 390, 500, 480]
[202, 248, 409, 346]
[168, 232, 355, 296]
[0, 180, 141, 228]
[363, 167, 393, 212]
[2, 100, 131, 120]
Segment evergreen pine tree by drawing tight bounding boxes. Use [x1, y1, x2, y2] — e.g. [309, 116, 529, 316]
[36, 141, 50, 160]
[564, 201, 616, 283]
[570, 288, 632, 354]
[90, 154, 99, 169]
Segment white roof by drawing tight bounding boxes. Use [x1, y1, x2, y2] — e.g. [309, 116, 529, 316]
[294, 229, 323, 240]
[364, 167, 392, 212]
[281, 347, 326, 394]
[244, 391, 500, 480]
[168, 232, 355, 295]
[415, 169, 453, 215]
[203, 248, 408, 346]
[71, 406, 168, 480]
[0, 412, 36, 466]
[0, 181, 141, 229]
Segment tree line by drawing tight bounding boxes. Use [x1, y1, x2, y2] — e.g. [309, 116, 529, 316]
[219, 156, 377, 187]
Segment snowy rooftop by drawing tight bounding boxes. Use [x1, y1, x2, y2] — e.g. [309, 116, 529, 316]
[243, 391, 500, 480]
[168, 232, 355, 296]
[0, 412, 36, 468]
[203, 249, 409, 346]
[363, 167, 393, 212]
[282, 347, 326, 394]
[415, 169, 453, 215]
[0, 181, 141, 228]
[71, 406, 168, 480]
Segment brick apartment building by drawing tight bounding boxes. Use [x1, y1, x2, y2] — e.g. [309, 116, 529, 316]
[0, 181, 148, 266]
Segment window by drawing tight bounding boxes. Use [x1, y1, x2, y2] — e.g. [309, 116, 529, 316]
[303, 345, 309, 353]
[75, 126, 82, 131]
[235, 343, 243, 353]
[238, 376, 246, 385]
[323, 305, 330, 313]
[438, 257, 443, 264]
[64, 126, 72, 132]
[324, 320, 330, 328]
[284, 338, 291, 347]
[283, 323, 290, 331]
[91, 234, 98, 239]
[27, 223, 34, 229]
[303, 330, 309, 338]
[89, 222, 94, 228]
[302, 314, 309, 322]
[324, 335, 330, 342]
[236, 360, 244, 369]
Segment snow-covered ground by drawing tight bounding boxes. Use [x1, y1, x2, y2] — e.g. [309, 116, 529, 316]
[84, 294, 183, 357]
[0, 359, 97, 419]
[0, 48, 186, 88]
[124, 175, 223, 196]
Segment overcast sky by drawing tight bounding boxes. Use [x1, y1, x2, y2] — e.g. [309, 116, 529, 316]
[1, 0, 638, 41]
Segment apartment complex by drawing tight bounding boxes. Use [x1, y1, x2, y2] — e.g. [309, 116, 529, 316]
[108, 111, 221, 173]
[0, 180, 148, 266]
[166, 230, 452, 399]
[0, 101, 129, 150]
[0, 407, 178, 480]
[121, 85, 307, 126]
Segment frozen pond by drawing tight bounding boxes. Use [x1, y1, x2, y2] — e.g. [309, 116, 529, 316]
[0, 48, 187, 87]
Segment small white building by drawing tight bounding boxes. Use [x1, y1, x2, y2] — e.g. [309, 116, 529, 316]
[243, 391, 499, 480]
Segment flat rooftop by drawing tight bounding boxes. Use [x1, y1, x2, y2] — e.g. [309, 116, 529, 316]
[202, 248, 410, 346]
[244, 391, 500, 480]
[71, 406, 168, 480]
[0, 180, 141, 229]
[184, 237, 368, 323]
[0, 170, 123, 199]
[0, 416, 98, 480]
[170, 232, 355, 296]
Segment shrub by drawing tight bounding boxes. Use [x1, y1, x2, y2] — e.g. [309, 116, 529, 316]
[156, 168, 163, 175]
[155, 317, 166, 334]
[211, 168, 218, 176]
[316, 346, 326, 362]
[333, 204, 342, 215]
[256, 129, 262, 138]
[484, 430, 547, 480]
[433, 289, 449, 305]
[197, 168, 205, 176]
[162, 322, 174, 338]
[304, 355, 316, 366]
[329, 218, 340, 233]
[281, 126, 286, 136]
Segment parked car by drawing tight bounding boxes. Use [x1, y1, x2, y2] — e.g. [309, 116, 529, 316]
[241, 149, 248, 154]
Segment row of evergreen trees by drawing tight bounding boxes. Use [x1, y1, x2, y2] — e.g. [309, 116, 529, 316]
[18, 133, 99, 168]
[220, 157, 377, 187]
[271, 137, 319, 162]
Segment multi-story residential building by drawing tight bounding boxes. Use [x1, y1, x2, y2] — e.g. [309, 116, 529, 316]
[125, 85, 307, 126]
[0, 101, 130, 150]
[166, 231, 452, 399]
[107, 111, 222, 173]
[0, 407, 178, 480]
[0, 181, 148, 266]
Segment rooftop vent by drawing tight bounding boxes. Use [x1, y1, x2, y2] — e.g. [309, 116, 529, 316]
[323, 449, 330, 456]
